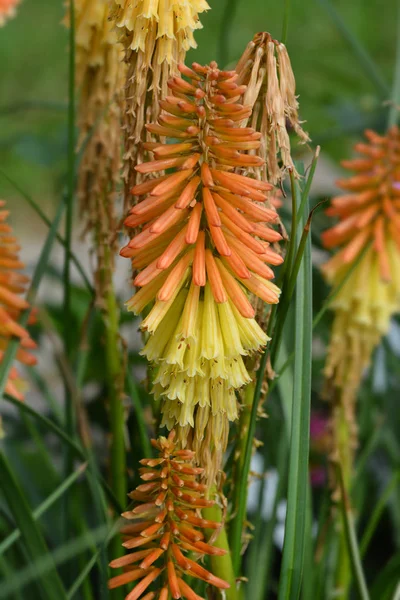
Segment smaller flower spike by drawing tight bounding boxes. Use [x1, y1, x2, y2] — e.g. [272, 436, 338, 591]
[0, 201, 37, 400]
[108, 431, 229, 600]
[0, 0, 20, 26]
[322, 127, 400, 408]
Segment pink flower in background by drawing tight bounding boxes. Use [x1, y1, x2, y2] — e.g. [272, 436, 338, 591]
[310, 412, 331, 487]
[0, 0, 20, 26]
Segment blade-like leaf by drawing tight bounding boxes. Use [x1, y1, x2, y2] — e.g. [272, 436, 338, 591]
[0, 452, 67, 600]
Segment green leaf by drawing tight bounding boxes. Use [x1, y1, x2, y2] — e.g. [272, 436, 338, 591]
[278, 190, 313, 599]
[2, 393, 122, 514]
[0, 452, 67, 600]
[0, 463, 87, 555]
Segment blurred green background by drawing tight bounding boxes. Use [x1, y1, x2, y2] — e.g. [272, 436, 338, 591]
[0, 0, 397, 210]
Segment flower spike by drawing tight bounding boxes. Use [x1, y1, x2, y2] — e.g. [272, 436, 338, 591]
[121, 61, 283, 478]
[109, 431, 229, 599]
[0, 200, 37, 400]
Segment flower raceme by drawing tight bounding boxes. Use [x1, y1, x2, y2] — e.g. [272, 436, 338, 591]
[111, 0, 210, 204]
[0, 0, 19, 26]
[108, 431, 229, 600]
[121, 61, 283, 475]
[0, 201, 36, 400]
[322, 127, 400, 407]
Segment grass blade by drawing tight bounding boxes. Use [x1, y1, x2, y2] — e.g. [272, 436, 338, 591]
[317, 0, 389, 97]
[126, 371, 152, 458]
[278, 195, 312, 600]
[0, 463, 87, 555]
[360, 471, 400, 558]
[0, 169, 92, 292]
[2, 393, 122, 513]
[0, 452, 67, 599]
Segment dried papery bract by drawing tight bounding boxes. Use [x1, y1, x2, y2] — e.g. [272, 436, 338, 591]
[109, 430, 229, 599]
[322, 127, 400, 486]
[71, 0, 125, 304]
[0, 0, 20, 26]
[0, 201, 37, 400]
[121, 61, 284, 478]
[236, 32, 310, 184]
[110, 0, 210, 207]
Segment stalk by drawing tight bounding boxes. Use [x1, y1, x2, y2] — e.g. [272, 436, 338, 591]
[203, 501, 238, 600]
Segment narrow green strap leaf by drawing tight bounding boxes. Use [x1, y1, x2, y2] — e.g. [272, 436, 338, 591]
[0, 463, 87, 555]
[0, 523, 109, 598]
[388, 0, 400, 127]
[0, 199, 65, 400]
[2, 393, 122, 513]
[126, 371, 152, 458]
[317, 0, 389, 97]
[0, 452, 67, 600]
[360, 471, 400, 557]
[278, 193, 312, 600]
[0, 169, 92, 292]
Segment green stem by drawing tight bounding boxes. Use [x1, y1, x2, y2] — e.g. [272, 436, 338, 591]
[336, 465, 371, 600]
[217, 0, 239, 67]
[282, 0, 291, 44]
[229, 380, 255, 531]
[203, 502, 237, 600]
[388, 0, 400, 127]
[317, 0, 389, 97]
[63, 0, 77, 487]
[105, 281, 126, 507]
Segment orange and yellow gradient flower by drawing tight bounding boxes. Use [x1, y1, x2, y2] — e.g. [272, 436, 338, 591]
[111, 0, 210, 204]
[0, 201, 36, 400]
[0, 0, 20, 26]
[121, 62, 283, 474]
[322, 127, 400, 409]
[109, 430, 229, 600]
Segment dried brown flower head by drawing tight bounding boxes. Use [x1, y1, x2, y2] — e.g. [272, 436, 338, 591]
[236, 32, 309, 184]
[110, 0, 210, 206]
[72, 0, 125, 304]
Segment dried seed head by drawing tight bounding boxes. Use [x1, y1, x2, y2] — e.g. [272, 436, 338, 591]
[0, 0, 19, 26]
[109, 431, 229, 599]
[236, 32, 310, 184]
[69, 0, 125, 306]
[0, 200, 37, 400]
[323, 127, 400, 409]
[121, 62, 284, 477]
[110, 0, 210, 206]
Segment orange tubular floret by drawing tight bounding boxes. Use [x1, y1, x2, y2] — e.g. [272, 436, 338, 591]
[0, 201, 36, 401]
[322, 127, 400, 281]
[108, 432, 228, 600]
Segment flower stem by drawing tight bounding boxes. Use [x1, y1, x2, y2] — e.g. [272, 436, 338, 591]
[203, 501, 238, 600]
[388, 0, 400, 127]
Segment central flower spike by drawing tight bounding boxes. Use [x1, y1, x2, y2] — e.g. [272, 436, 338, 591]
[0, 200, 37, 400]
[322, 127, 400, 408]
[121, 61, 283, 476]
[108, 431, 229, 599]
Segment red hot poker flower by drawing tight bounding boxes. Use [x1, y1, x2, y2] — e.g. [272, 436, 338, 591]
[0, 201, 37, 400]
[108, 431, 229, 600]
